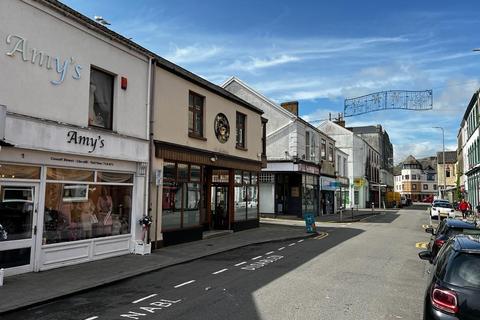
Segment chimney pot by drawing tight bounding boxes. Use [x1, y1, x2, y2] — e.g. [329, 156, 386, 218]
[280, 101, 299, 116]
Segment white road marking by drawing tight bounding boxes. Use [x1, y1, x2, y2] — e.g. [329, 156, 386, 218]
[132, 294, 158, 304]
[288, 243, 296, 246]
[84, 317, 99, 320]
[212, 268, 228, 275]
[252, 256, 262, 260]
[174, 280, 196, 288]
[278, 247, 285, 251]
[265, 251, 274, 255]
[234, 261, 247, 266]
[297, 239, 304, 243]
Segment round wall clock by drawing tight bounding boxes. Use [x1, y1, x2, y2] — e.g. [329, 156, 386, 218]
[214, 113, 230, 143]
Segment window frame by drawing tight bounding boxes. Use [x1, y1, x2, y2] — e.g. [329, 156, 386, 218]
[236, 112, 247, 149]
[188, 91, 205, 139]
[89, 66, 115, 131]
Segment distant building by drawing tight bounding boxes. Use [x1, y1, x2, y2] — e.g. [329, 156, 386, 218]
[394, 155, 437, 201]
[347, 124, 394, 205]
[436, 151, 458, 202]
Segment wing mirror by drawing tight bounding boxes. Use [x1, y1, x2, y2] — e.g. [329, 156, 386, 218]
[418, 251, 433, 263]
[425, 227, 435, 235]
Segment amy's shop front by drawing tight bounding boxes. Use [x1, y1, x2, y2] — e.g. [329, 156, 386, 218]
[0, 0, 151, 275]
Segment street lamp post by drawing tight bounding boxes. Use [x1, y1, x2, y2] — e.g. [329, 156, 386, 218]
[433, 127, 446, 200]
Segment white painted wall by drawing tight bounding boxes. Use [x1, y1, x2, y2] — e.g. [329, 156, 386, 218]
[0, 0, 150, 140]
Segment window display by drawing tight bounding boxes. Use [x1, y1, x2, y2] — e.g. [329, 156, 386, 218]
[43, 168, 133, 244]
[234, 170, 259, 221]
[162, 162, 203, 231]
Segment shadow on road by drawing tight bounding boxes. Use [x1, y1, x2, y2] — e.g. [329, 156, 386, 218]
[4, 226, 365, 320]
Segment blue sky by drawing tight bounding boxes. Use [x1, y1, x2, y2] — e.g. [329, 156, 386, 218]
[62, 0, 480, 163]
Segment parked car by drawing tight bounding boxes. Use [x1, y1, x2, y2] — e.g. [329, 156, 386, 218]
[430, 201, 456, 220]
[424, 219, 480, 261]
[400, 196, 407, 207]
[419, 235, 480, 319]
[423, 196, 434, 203]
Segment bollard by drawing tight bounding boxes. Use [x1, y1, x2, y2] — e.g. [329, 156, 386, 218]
[0, 268, 4, 286]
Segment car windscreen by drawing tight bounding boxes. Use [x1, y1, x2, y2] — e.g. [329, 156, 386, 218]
[445, 253, 480, 288]
[434, 203, 453, 208]
[446, 228, 480, 237]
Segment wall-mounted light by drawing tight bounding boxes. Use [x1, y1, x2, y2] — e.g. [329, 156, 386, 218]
[121, 77, 128, 90]
[210, 155, 218, 162]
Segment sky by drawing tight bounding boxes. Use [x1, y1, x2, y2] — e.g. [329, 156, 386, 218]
[62, 0, 480, 163]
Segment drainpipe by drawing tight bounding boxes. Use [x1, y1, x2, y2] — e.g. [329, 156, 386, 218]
[145, 57, 154, 243]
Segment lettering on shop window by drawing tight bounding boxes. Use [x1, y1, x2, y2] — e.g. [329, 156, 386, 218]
[66, 130, 105, 153]
[5, 34, 82, 85]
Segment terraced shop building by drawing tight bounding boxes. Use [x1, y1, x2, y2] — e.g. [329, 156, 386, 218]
[149, 60, 267, 246]
[0, 0, 152, 275]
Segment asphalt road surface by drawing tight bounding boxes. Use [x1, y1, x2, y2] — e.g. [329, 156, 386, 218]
[4, 207, 431, 320]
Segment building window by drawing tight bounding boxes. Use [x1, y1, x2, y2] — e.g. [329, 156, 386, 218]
[305, 131, 311, 160]
[405, 175, 409, 180]
[321, 139, 326, 159]
[343, 157, 347, 177]
[89, 67, 114, 130]
[423, 184, 428, 190]
[446, 167, 451, 178]
[311, 135, 317, 160]
[412, 184, 417, 190]
[433, 184, 437, 190]
[337, 155, 341, 175]
[188, 91, 204, 138]
[328, 144, 334, 162]
[236, 112, 246, 149]
[412, 174, 416, 180]
[43, 168, 133, 244]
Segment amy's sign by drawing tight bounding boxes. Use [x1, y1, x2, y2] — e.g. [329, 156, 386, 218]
[5, 34, 82, 85]
[67, 130, 105, 153]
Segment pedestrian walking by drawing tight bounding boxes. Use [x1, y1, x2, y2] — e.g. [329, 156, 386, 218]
[459, 199, 469, 220]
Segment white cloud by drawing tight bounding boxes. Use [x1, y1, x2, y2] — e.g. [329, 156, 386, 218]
[228, 54, 300, 72]
[165, 45, 222, 64]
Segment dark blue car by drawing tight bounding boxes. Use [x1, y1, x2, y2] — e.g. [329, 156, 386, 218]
[419, 235, 480, 319]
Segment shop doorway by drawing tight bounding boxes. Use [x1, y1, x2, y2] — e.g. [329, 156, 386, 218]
[0, 182, 39, 275]
[211, 185, 229, 229]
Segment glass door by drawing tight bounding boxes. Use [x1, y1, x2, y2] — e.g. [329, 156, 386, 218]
[0, 183, 38, 275]
[211, 185, 229, 229]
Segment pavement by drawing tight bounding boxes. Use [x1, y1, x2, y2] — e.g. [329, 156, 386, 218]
[261, 207, 399, 223]
[0, 224, 315, 315]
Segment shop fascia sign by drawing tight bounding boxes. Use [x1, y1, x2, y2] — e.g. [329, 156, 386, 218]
[4, 34, 82, 85]
[67, 130, 105, 153]
[298, 163, 319, 175]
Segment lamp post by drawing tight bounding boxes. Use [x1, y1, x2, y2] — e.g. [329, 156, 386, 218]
[433, 127, 446, 199]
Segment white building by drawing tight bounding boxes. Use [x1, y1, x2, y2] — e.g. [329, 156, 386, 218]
[0, 0, 152, 275]
[394, 155, 437, 201]
[318, 120, 380, 209]
[222, 77, 338, 216]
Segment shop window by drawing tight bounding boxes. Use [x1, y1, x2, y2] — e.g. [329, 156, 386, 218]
[0, 164, 41, 180]
[188, 91, 204, 138]
[234, 170, 243, 184]
[162, 163, 203, 231]
[212, 170, 229, 183]
[236, 112, 246, 149]
[234, 171, 258, 221]
[43, 183, 132, 244]
[97, 172, 133, 183]
[47, 168, 94, 182]
[89, 67, 114, 130]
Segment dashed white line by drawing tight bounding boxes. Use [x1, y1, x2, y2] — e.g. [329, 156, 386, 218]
[252, 256, 262, 260]
[84, 317, 99, 320]
[265, 251, 274, 255]
[234, 261, 247, 266]
[132, 294, 158, 304]
[212, 268, 228, 275]
[174, 280, 196, 288]
[278, 247, 285, 251]
[288, 243, 296, 246]
[297, 239, 304, 243]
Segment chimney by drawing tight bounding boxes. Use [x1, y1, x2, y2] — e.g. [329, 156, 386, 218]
[334, 113, 345, 127]
[280, 101, 299, 116]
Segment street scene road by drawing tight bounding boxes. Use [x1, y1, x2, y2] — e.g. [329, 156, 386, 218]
[4, 206, 431, 320]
